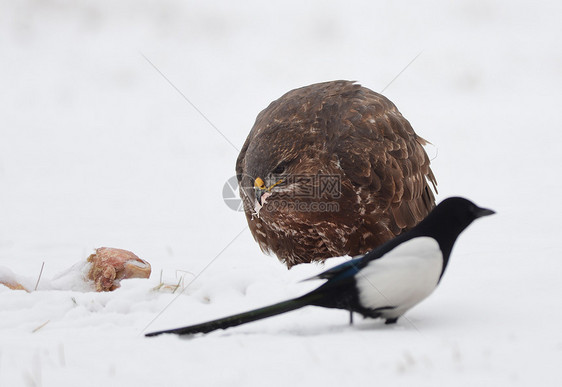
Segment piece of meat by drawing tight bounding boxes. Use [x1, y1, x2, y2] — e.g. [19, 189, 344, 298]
[86, 247, 151, 292]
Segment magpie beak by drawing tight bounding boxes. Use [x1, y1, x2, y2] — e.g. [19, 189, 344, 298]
[473, 206, 495, 218]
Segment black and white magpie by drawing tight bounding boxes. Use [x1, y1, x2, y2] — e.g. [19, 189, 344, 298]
[146, 197, 494, 337]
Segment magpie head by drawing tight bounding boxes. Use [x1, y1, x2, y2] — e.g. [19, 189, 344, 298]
[422, 197, 495, 238]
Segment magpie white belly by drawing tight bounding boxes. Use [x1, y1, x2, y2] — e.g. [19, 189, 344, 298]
[355, 237, 443, 319]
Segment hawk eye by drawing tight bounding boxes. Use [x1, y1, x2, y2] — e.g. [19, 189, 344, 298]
[272, 164, 286, 174]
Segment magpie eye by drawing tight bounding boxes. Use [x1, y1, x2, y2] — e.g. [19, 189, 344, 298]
[272, 164, 286, 174]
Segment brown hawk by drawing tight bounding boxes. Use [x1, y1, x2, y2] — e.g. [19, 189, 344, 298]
[236, 80, 437, 268]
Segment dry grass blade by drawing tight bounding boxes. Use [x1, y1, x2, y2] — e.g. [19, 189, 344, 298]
[34, 262, 45, 291]
[32, 320, 50, 333]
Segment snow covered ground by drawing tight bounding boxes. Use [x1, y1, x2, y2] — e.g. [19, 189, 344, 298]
[1, 0, 561, 385]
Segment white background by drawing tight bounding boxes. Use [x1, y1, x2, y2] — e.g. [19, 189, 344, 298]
[1, 0, 561, 385]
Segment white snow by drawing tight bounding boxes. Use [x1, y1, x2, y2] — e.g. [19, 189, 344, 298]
[1, 0, 562, 386]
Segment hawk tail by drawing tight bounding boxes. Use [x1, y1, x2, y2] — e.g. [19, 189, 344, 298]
[145, 291, 324, 337]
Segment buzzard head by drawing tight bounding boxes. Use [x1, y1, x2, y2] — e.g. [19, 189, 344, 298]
[238, 122, 330, 220]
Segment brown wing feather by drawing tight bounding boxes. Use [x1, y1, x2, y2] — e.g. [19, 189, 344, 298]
[331, 83, 436, 253]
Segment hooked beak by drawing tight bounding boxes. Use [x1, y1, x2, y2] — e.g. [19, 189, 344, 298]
[254, 177, 267, 205]
[253, 176, 284, 208]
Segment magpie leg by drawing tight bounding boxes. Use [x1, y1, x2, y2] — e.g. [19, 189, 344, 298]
[349, 310, 354, 325]
[385, 317, 398, 325]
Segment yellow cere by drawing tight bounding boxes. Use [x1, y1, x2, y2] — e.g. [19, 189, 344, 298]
[254, 177, 283, 192]
[254, 177, 266, 190]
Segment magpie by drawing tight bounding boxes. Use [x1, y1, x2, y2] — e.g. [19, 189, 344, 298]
[146, 197, 494, 337]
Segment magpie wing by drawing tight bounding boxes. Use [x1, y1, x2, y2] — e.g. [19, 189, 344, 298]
[302, 231, 417, 282]
[302, 256, 366, 282]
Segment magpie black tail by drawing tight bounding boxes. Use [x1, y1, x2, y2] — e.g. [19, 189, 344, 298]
[145, 291, 325, 337]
